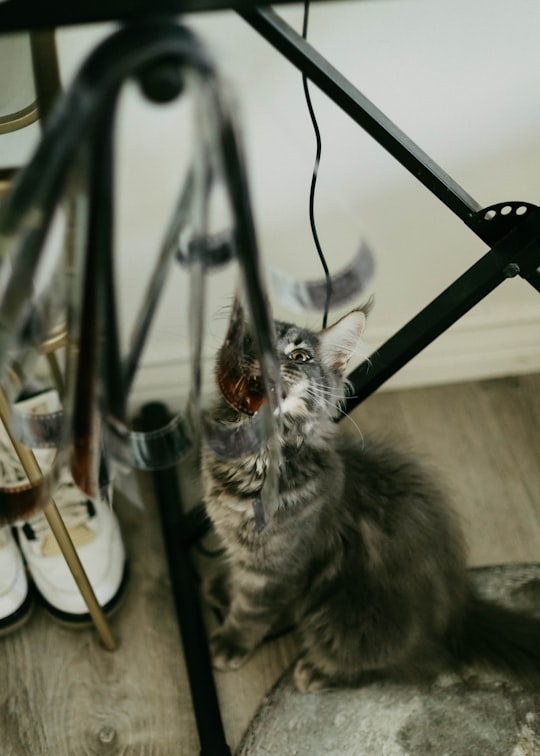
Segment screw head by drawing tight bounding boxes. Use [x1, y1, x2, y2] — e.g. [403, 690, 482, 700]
[503, 263, 520, 278]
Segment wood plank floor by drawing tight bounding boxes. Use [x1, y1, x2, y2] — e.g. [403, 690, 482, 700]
[1, 374, 540, 754]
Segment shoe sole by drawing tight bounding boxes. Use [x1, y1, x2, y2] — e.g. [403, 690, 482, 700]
[0, 587, 35, 637]
[35, 561, 130, 629]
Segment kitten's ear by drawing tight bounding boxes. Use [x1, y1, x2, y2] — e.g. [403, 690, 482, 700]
[318, 306, 368, 373]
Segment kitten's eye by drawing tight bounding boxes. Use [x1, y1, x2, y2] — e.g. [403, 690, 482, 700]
[288, 348, 312, 364]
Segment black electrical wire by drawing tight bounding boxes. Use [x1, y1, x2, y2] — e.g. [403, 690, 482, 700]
[302, 0, 332, 329]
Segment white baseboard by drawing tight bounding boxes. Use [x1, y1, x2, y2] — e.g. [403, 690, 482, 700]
[129, 301, 540, 410]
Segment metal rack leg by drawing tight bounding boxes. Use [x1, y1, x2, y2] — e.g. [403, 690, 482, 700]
[138, 401, 231, 756]
[344, 204, 540, 410]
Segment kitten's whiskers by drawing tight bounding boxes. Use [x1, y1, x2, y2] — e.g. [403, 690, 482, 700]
[301, 381, 364, 446]
[334, 404, 365, 448]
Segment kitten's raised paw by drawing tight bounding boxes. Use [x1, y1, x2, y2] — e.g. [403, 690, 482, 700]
[293, 658, 330, 693]
[210, 629, 251, 671]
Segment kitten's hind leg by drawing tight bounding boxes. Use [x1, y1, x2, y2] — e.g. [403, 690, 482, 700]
[293, 656, 332, 693]
[293, 654, 381, 693]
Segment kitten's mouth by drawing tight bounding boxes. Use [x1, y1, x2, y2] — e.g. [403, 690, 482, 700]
[217, 351, 266, 416]
[217, 318, 268, 416]
[217, 296, 286, 416]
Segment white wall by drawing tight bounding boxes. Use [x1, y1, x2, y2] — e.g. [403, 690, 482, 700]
[1, 0, 540, 408]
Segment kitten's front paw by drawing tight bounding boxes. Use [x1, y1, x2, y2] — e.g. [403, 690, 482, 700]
[210, 628, 252, 671]
[204, 570, 230, 618]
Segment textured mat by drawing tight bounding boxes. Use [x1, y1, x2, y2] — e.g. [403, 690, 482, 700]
[238, 564, 540, 756]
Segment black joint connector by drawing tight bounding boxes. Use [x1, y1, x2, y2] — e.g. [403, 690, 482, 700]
[503, 262, 520, 278]
[138, 59, 184, 103]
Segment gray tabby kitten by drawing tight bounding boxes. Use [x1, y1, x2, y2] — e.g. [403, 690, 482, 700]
[201, 305, 540, 692]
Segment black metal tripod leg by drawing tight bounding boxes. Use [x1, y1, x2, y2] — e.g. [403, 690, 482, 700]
[345, 206, 540, 411]
[138, 401, 231, 756]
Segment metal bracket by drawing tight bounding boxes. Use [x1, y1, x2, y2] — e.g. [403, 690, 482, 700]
[471, 201, 538, 245]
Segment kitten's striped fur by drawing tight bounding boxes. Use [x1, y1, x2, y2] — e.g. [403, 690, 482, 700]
[202, 306, 540, 691]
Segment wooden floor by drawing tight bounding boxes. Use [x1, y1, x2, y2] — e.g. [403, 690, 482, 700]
[1, 374, 540, 755]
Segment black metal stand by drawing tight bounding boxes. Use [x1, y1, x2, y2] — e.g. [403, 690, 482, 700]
[139, 402, 231, 756]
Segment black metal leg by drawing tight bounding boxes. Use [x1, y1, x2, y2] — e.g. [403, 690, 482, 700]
[138, 402, 231, 756]
[345, 205, 540, 410]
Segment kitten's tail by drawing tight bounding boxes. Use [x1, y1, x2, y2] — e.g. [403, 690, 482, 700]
[448, 591, 540, 682]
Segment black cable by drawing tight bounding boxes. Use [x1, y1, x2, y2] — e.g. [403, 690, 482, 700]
[302, 0, 332, 329]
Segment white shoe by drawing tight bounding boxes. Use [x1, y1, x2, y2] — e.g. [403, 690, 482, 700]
[4, 389, 128, 625]
[0, 525, 33, 635]
[15, 473, 128, 624]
